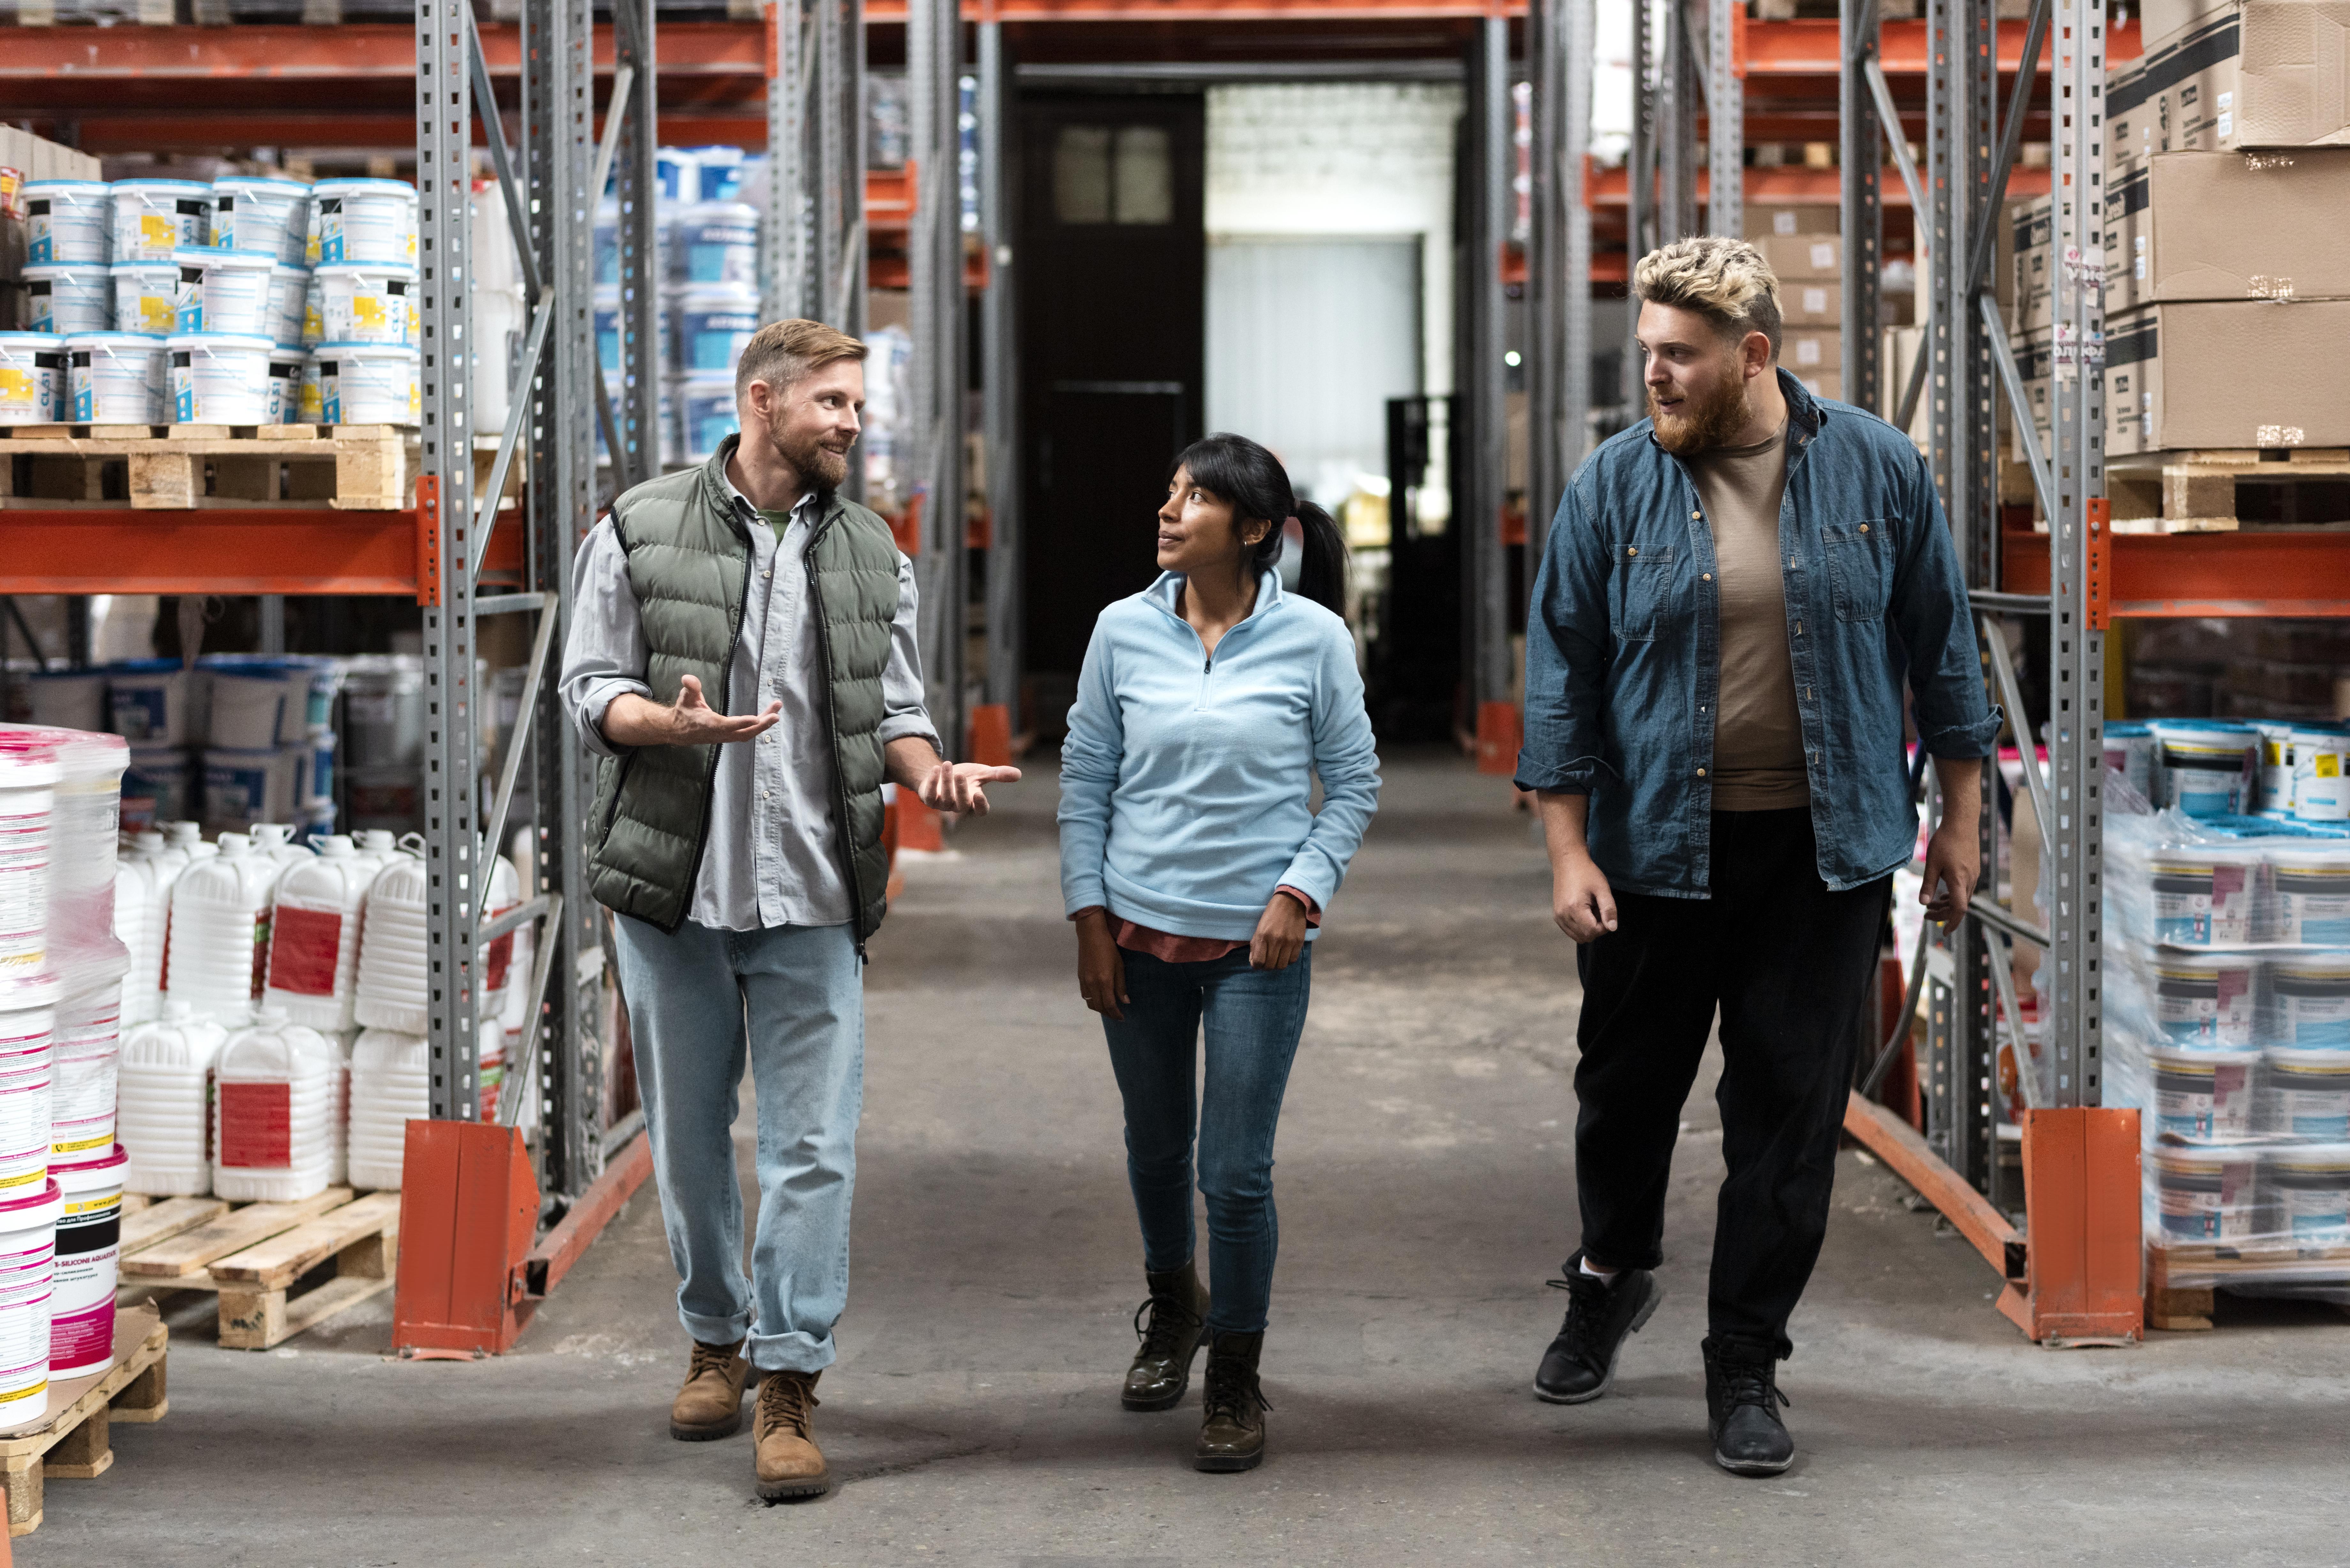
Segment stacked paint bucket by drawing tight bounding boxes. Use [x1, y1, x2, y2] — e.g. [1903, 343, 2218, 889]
[2104, 766, 2350, 1294]
[195, 655, 341, 841]
[297, 178, 421, 428]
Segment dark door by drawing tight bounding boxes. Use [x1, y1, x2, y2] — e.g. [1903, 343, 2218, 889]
[1016, 93, 1206, 729]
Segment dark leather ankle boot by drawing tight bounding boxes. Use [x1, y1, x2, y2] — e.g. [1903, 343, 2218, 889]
[1194, 1330, 1269, 1473]
[1123, 1259, 1209, 1411]
[1702, 1337, 1795, 1476]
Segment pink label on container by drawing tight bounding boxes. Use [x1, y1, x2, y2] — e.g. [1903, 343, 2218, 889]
[47, 1296, 113, 1371]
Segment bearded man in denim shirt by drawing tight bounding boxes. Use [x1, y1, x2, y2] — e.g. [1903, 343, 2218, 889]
[1514, 237, 2000, 1476]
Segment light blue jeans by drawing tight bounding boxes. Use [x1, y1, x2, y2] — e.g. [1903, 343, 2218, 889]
[612, 914, 863, 1374]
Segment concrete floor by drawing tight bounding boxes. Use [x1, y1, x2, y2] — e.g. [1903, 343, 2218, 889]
[46, 749, 2350, 1566]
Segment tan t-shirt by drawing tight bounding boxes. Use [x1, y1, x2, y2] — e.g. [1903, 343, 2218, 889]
[1688, 424, 1809, 810]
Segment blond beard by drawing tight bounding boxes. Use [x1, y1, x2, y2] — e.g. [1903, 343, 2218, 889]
[762, 413, 851, 492]
[1648, 366, 1752, 456]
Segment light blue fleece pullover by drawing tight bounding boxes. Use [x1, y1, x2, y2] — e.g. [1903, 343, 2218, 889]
[1058, 569, 1382, 941]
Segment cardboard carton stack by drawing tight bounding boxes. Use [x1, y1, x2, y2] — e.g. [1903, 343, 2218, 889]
[1745, 206, 1846, 403]
[2010, 0, 2350, 462]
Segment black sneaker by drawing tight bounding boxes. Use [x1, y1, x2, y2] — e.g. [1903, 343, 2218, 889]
[1531, 1252, 1662, 1404]
[1702, 1337, 1795, 1476]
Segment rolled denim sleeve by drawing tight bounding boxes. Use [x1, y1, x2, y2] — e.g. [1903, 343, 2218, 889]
[1277, 622, 1381, 910]
[1514, 464, 1615, 794]
[558, 518, 653, 761]
[1891, 449, 2003, 759]
[876, 551, 944, 753]
[1056, 622, 1122, 917]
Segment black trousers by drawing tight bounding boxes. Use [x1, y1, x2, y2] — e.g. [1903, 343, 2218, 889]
[1573, 808, 1890, 1361]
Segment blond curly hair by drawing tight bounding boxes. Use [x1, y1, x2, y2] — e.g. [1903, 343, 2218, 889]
[1632, 237, 1782, 360]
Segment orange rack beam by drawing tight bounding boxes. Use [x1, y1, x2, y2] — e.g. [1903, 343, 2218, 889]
[1735, 16, 2139, 74]
[2000, 528, 2350, 618]
[1588, 164, 2051, 208]
[0, 506, 522, 600]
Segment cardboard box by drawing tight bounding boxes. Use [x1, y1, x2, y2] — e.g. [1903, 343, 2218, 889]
[2109, 3, 2350, 179]
[1779, 279, 1841, 326]
[1780, 328, 1842, 375]
[2011, 197, 2054, 330]
[1743, 204, 1841, 240]
[2104, 149, 2350, 312]
[1757, 233, 1843, 280]
[2142, 0, 2237, 44]
[2105, 299, 2350, 453]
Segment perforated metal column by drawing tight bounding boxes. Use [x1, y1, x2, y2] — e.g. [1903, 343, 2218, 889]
[978, 22, 1021, 728]
[1704, 0, 1740, 239]
[1839, 0, 1883, 413]
[611, 0, 658, 489]
[417, 0, 483, 1124]
[908, 0, 966, 753]
[1528, 0, 1593, 550]
[1466, 18, 1513, 715]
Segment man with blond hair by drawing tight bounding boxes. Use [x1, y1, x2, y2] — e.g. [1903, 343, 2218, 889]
[560, 318, 1018, 1500]
[1514, 238, 1997, 1474]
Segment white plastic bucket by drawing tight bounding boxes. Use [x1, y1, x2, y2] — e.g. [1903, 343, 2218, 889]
[0, 982, 57, 1197]
[310, 178, 418, 266]
[202, 747, 299, 826]
[2253, 721, 2297, 814]
[687, 144, 746, 202]
[2153, 1144, 2260, 1243]
[2271, 845, 2350, 947]
[264, 347, 305, 426]
[167, 332, 275, 424]
[49, 976, 119, 1167]
[670, 201, 759, 286]
[67, 333, 168, 424]
[110, 260, 180, 337]
[0, 1180, 59, 1423]
[106, 660, 191, 746]
[47, 1146, 120, 1375]
[0, 334, 66, 424]
[670, 283, 759, 372]
[2265, 1143, 2350, 1244]
[654, 147, 700, 204]
[109, 179, 211, 262]
[2149, 952, 2258, 1049]
[24, 673, 103, 733]
[23, 266, 111, 335]
[299, 351, 323, 421]
[24, 181, 110, 266]
[314, 262, 415, 346]
[2209, 843, 2260, 946]
[2145, 852, 2216, 947]
[301, 269, 324, 347]
[2293, 727, 2349, 822]
[124, 746, 191, 825]
[2264, 1047, 2350, 1141]
[263, 264, 309, 349]
[2261, 954, 2350, 1050]
[2154, 724, 2257, 817]
[0, 750, 58, 981]
[210, 177, 310, 267]
[172, 246, 276, 338]
[673, 372, 739, 464]
[315, 342, 419, 426]
[2104, 723, 2154, 802]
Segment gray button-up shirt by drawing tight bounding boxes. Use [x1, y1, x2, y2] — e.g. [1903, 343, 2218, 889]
[559, 481, 940, 931]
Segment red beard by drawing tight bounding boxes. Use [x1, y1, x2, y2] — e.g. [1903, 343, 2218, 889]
[1648, 366, 1751, 455]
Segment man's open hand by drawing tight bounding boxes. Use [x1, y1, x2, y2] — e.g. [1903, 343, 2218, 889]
[918, 759, 1022, 816]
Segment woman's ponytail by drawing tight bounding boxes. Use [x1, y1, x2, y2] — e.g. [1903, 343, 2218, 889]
[1169, 432, 1353, 616]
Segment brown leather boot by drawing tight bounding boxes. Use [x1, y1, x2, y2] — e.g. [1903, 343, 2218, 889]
[670, 1338, 751, 1441]
[1194, 1331, 1269, 1473]
[754, 1368, 830, 1500]
[1123, 1259, 1209, 1411]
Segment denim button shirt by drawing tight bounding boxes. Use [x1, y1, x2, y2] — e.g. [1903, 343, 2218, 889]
[1514, 372, 2001, 897]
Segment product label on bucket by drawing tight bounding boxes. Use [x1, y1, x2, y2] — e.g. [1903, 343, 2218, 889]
[2157, 965, 2253, 1046]
[0, 1061, 52, 1178]
[2159, 1160, 2254, 1240]
[2277, 1087, 2350, 1140]
[2277, 868, 2350, 946]
[2280, 1183, 2350, 1241]
[0, 1289, 50, 1405]
[0, 806, 48, 972]
[266, 904, 344, 997]
[2267, 969, 2350, 1049]
[50, 1192, 119, 1371]
[2151, 863, 2213, 946]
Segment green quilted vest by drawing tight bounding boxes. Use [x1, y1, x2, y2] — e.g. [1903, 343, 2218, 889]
[585, 435, 902, 941]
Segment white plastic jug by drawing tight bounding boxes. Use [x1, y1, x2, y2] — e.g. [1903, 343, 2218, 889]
[322, 1026, 353, 1188]
[112, 832, 172, 1028]
[212, 1006, 333, 1203]
[346, 1028, 427, 1191]
[156, 820, 216, 878]
[479, 853, 522, 1023]
[165, 833, 278, 1025]
[262, 835, 373, 1031]
[118, 1001, 228, 1197]
[353, 852, 428, 1035]
[244, 821, 314, 880]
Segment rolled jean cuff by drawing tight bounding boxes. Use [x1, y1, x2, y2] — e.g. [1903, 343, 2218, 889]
[680, 1305, 754, 1351]
[748, 1327, 838, 1375]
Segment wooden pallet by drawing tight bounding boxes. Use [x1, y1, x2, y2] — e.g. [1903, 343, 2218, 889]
[0, 423, 419, 511]
[0, 1301, 168, 1538]
[2104, 447, 2350, 535]
[2145, 1240, 2350, 1331]
[117, 1188, 402, 1350]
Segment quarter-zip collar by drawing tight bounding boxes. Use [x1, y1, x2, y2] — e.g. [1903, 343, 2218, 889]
[1143, 567, 1285, 633]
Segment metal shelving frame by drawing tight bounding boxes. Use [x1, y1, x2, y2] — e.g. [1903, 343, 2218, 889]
[907, 0, 968, 755]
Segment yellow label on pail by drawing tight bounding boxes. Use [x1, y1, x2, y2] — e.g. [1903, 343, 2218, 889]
[0, 369, 28, 403]
[353, 297, 385, 328]
[2323, 756, 2342, 779]
[138, 297, 174, 333]
[140, 212, 175, 249]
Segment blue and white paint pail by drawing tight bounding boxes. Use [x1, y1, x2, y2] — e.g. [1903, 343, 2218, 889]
[110, 179, 211, 261]
[209, 177, 310, 267]
[669, 283, 759, 372]
[654, 147, 699, 204]
[66, 333, 168, 424]
[594, 200, 620, 286]
[2261, 953, 2350, 1050]
[125, 745, 192, 824]
[106, 660, 195, 745]
[2153, 1144, 2259, 1242]
[263, 265, 309, 350]
[686, 146, 745, 202]
[110, 260, 180, 337]
[201, 747, 299, 825]
[669, 202, 759, 286]
[315, 263, 415, 346]
[2264, 1048, 2350, 1141]
[2293, 727, 2349, 823]
[2266, 1144, 2350, 1242]
[2252, 721, 2297, 814]
[24, 181, 110, 265]
[314, 342, 419, 426]
[22, 266, 110, 335]
[309, 178, 417, 266]
[166, 332, 276, 424]
[264, 348, 306, 426]
[0, 334, 66, 423]
[2147, 1041, 2261, 1142]
[172, 247, 277, 338]
[2272, 846, 2350, 947]
[673, 372, 739, 463]
[593, 286, 670, 373]
[2154, 722, 2258, 818]
[2151, 951, 2258, 1048]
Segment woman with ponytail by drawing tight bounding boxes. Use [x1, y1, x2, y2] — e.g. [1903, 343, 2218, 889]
[1058, 432, 1381, 1473]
